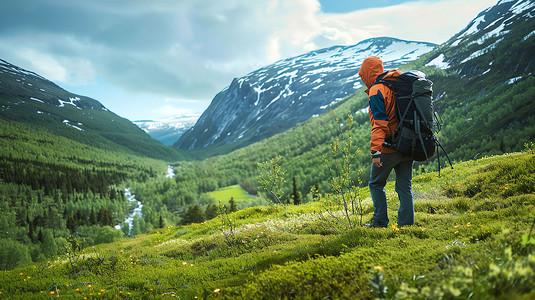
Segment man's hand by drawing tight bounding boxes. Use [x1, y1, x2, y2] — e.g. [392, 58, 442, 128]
[373, 157, 383, 168]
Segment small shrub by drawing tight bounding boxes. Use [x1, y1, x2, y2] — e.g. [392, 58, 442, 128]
[369, 266, 388, 299]
[394, 247, 535, 299]
[524, 141, 535, 154]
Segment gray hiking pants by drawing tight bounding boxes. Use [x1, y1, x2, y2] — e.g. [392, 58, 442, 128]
[369, 151, 414, 227]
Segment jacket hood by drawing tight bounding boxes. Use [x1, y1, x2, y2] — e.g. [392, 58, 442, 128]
[358, 56, 384, 94]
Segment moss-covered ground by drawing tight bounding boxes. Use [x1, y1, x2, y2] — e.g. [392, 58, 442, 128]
[1, 152, 534, 299]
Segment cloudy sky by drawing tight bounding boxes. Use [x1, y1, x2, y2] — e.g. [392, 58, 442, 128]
[1, 0, 497, 121]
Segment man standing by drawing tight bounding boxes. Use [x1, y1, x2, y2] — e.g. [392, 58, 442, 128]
[358, 56, 414, 227]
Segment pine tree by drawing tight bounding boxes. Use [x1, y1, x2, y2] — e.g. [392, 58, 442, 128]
[66, 216, 76, 232]
[205, 204, 219, 220]
[28, 219, 35, 243]
[139, 218, 147, 233]
[75, 210, 84, 226]
[37, 229, 44, 243]
[46, 206, 61, 230]
[292, 176, 301, 205]
[182, 204, 205, 224]
[89, 209, 98, 225]
[120, 222, 130, 236]
[98, 208, 114, 227]
[41, 230, 58, 258]
[159, 214, 164, 229]
[229, 197, 238, 213]
[131, 215, 141, 236]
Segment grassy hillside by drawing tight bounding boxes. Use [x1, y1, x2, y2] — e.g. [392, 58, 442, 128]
[2, 150, 534, 299]
[0, 59, 184, 162]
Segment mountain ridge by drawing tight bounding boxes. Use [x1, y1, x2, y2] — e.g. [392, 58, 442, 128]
[0, 59, 183, 161]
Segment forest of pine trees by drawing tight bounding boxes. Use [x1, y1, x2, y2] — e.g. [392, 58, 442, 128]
[0, 119, 166, 270]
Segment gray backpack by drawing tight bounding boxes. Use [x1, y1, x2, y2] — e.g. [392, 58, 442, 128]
[378, 71, 452, 167]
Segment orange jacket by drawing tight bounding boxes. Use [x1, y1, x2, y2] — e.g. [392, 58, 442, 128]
[358, 56, 402, 156]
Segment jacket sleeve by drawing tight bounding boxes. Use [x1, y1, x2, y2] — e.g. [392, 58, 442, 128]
[369, 89, 389, 153]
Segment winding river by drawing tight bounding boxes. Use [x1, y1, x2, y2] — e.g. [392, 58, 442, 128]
[115, 165, 175, 233]
[114, 187, 143, 233]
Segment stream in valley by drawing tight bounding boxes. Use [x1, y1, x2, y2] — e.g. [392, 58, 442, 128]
[114, 187, 143, 233]
[115, 166, 175, 233]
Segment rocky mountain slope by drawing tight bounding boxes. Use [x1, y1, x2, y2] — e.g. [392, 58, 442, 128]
[420, 0, 535, 156]
[425, 0, 535, 76]
[174, 37, 436, 153]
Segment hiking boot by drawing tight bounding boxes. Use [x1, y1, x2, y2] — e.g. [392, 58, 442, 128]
[364, 223, 383, 228]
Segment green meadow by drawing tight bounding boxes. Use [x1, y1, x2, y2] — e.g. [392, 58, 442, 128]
[206, 184, 254, 203]
[1, 151, 534, 299]
[205, 184, 264, 209]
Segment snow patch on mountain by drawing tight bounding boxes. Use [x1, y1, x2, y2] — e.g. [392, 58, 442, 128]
[63, 119, 84, 131]
[436, 0, 534, 74]
[0, 59, 48, 81]
[462, 37, 505, 64]
[58, 97, 82, 109]
[511, 0, 535, 15]
[523, 29, 535, 41]
[426, 54, 451, 69]
[30, 97, 44, 103]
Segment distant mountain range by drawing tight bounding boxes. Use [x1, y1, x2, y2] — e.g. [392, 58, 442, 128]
[0, 59, 182, 161]
[134, 114, 200, 146]
[174, 37, 437, 153]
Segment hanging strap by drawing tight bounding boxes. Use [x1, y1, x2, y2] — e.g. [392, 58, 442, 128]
[415, 112, 430, 160]
[436, 139, 453, 169]
[437, 142, 441, 178]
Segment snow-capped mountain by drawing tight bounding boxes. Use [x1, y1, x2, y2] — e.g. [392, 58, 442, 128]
[175, 37, 436, 151]
[419, 0, 535, 158]
[424, 0, 535, 77]
[134, 114, 200, 146]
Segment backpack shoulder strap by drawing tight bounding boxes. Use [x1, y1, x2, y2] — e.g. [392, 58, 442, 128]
[373, 69, 401, 89]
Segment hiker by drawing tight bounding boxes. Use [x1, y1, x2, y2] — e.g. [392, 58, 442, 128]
[358, 56, 414, 227]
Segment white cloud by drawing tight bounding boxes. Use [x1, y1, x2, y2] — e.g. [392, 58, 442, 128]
[0, 33, 97, 85]
[321, 0, 497, 44]
[152, 105, 196, 118]
[17, 48, 69, 83]
[164, 97, 201, 104]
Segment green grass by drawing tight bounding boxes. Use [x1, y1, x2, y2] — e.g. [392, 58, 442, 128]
[206, 185, 253, 202]
[205, 185, 264, 209]
[1, 152, 534, 299]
